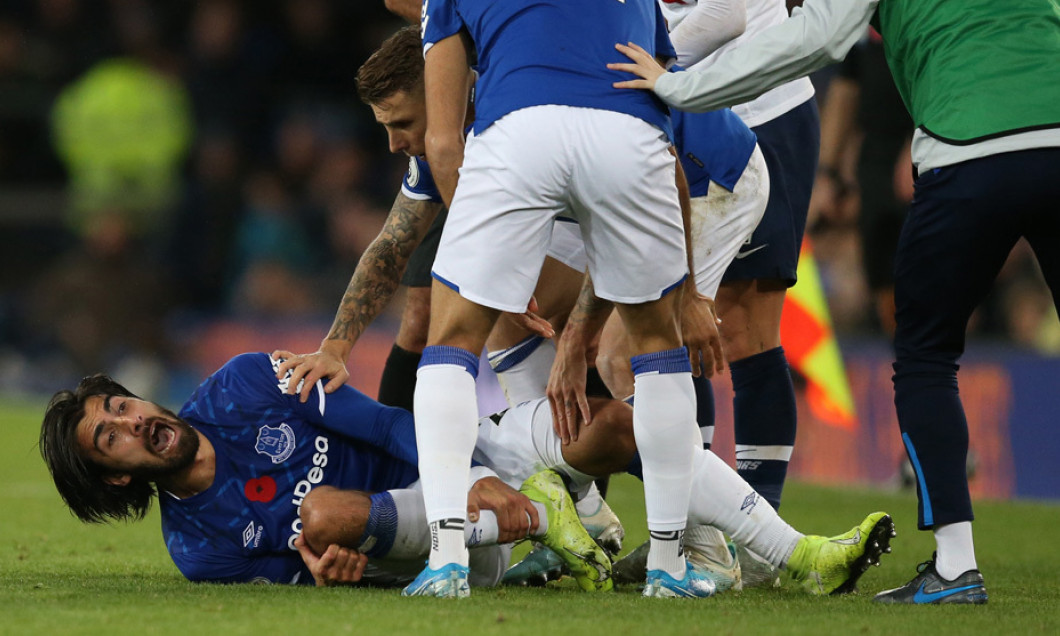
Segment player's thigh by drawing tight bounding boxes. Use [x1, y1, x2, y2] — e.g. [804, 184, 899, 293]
[1018, 148, 1060, 312]
[431, 110, 569, 313]
[559, 398, 636, 477]
[484, 252, 580, 351]
[722, 99, 819, 286]
[536, 221, 586, 325]
[893, 160, 1021, 361]
[425, 280, 501, 352]
[473, 398, 558, 488]
[691, 144, 770, 299]
[715, 279, 787, 360]
[567, 110, 687, 305]
[484, 223, 584, 351]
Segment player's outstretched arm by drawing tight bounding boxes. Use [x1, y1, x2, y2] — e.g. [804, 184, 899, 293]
[614, 0, 879, 113]
[273, 192, 444, 402]
[424, 32, 474, 207]
[547, 273, 613, 445]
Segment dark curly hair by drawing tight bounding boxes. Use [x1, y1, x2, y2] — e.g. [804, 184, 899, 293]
[39, 374, 157, 523]
[356, 24, 423, 105]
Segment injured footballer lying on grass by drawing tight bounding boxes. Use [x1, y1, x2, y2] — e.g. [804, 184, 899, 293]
[40, 351, 894, 598]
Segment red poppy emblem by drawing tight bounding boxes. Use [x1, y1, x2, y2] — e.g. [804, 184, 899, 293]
[244, 476, 277, 502]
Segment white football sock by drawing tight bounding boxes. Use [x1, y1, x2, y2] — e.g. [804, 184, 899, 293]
[634, 370, 697, 578]
[415, 363, 480, 569]
[934, 522, 978, 579]
[574, 482, 604, 518]
[684, 524, 732, 565]
[686, 448, 802, 568]
[363, 492, 547, 560]
[358, 489, 430, 560]
[488, 337, 556, 406]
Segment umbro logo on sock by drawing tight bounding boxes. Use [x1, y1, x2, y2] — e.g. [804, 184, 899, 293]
[740, 492, 759, 514]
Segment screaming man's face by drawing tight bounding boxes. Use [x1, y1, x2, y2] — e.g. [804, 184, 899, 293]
[75, 394, 199, 484]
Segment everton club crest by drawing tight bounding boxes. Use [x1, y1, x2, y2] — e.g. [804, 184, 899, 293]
[255, 423, 296, 464]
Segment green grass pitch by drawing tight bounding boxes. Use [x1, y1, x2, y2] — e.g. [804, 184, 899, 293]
[2, 395, 1058, 635]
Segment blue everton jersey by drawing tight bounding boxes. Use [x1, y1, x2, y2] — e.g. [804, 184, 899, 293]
[160, 353, 420, 584]
[672, 107, 757, 195]
[421, 0, 675, 137]
[401, 155, 442, 202]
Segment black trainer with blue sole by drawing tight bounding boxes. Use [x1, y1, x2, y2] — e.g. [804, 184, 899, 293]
[873, 555, 988, 605]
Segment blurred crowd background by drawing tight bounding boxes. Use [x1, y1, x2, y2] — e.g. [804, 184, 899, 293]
[0, 0, 1056, 405]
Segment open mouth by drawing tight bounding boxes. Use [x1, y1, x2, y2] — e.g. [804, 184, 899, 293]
[149, 421, 176, 455]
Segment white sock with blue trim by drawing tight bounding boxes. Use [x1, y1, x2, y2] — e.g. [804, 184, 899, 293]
[415, 346, 482, 569]
[488, 335, 556, 406]
[632, 347, 698, 579]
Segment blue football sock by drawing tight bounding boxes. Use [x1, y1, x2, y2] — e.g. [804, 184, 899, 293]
[730, 347, 796, 511]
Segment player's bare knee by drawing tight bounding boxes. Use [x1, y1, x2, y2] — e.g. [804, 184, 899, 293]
[299, 486, 338, 548]
[563, 399, 635, 476]
[299, 486, 374, 552]
[592, 399, 634, 448]
[581, 398, 635, 459]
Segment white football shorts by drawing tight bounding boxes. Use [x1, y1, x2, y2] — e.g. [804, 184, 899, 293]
[431, 104, 688, 312]
[689, 143, 770, 298]
[472, 397, 593, 493]
[545, 218, 584, 273]
[543, 143, 770, 299]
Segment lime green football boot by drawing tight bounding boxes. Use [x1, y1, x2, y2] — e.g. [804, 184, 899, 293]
[786, 511, 896, 595]
[519, 469, 613, 592]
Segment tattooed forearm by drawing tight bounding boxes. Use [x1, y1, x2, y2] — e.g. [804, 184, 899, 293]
[561, 272, 614, 347]
[324, 193, 443, 354]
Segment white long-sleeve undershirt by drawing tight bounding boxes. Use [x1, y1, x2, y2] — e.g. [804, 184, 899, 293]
[654, 0, 879, 113]
[668, 0, 747, 68]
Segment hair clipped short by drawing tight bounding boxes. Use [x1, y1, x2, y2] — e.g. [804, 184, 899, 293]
[356, 25, 424, 105]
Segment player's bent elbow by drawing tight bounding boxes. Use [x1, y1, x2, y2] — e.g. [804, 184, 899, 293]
[425, 131, 464, 160]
